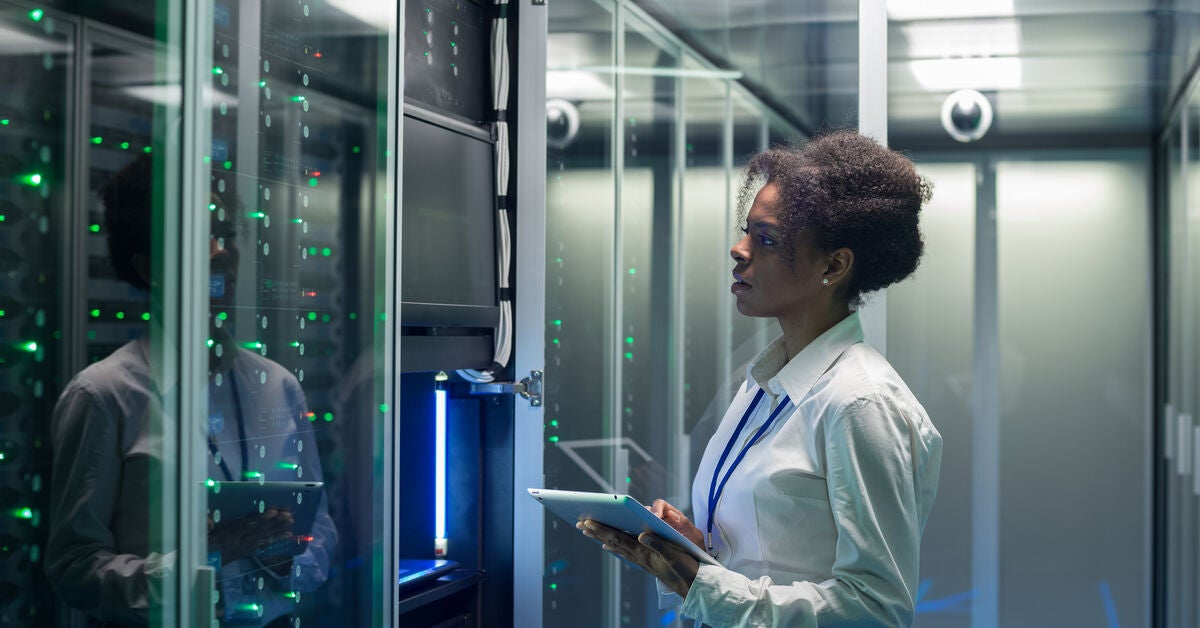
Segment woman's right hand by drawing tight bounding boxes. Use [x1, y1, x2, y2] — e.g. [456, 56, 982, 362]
[649, 499, 704, 549]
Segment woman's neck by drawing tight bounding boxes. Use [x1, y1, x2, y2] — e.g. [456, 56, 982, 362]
[777, 302, 852, 361]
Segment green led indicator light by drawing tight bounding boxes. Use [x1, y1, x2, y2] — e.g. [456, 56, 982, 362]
[352, 146, 361, 154]
[217, 312, 228, 320]
[321, 247, 331, 257]
[307, 312, 317, 321]
[258, 80, 267, 87]
[223, 160, 233, 170]
[243, 471, 263, 480]
[28, 9, 43, 22]
[277, 462, 299, 470]
[348, 312, 357, 320]
[120, 142, 130, 150]
[206, 338, 215, 348]
[548, 436, 560, 443]
[555, 257, 563, 264]
[238, 603, 262, 613]
[321, 314, 330, 323]
[290, 341, 301, 347]
[450, 42, 456, 47]
[206, 478, 216, 488]
[0, 310, 5, 318]
[13, 508, 33, 520]
[308, 246, 318, 255]
[249, 211, 265, 219]
[380, 403, 389, 413]
[423, 52, 430, 57]
[143, 146, 152, 154]
[322, 412, 333, 422]
[628, 267, 636, 275]
[212, 67, 224, 75]
[283, 592, 298, 599]
[308, 177, 318, 187]
[0, 215, 5, 222]
[553, 319, 562, 326]
[0, 452, 5, 460]
[242, 341, 263, 349]
[552, 338, 560, 345]
[20, 173, 43, 186]
[292, 218, 304, 223]
[89, 224, 100, 233]
[625, 476, 632, 483]
[549, 583, 558, 590]
[90, 136, 103, 145]
[0, 119, 9, 126]
[90, 309, 100, 318]
[20, 341, 37, 353]
[209, 203, 218, 211]
[625, 336, 634, 344]
[141, 312, 150, 321]
[202, 156, 211, 163]
[87, 331, 96, 340]
[114, 311, 125, 320]
[550, 420, 558, 427]
[291, 95, 306, 102]
[380, 312, 388, 321]
[624, 352, 633, 360]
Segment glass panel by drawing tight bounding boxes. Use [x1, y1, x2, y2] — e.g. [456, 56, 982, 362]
[201, 1, 392, 624]
[543, 0, 616, 625]
[0, 9, 73, 625]
[616, 12, 678, 627]
[728, 92, 768, 372]
[886, 162, 976, 627]
[680, 56, 730, 487]
[996, 156, 1150, 627]
[1163, 118, 1184, 628]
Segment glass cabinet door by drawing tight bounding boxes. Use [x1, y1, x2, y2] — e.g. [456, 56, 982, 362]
[199, 1, 394, 625]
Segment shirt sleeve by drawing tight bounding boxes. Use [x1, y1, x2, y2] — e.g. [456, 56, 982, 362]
[45, 381, 173, 626]
[679, 393, 925, 627]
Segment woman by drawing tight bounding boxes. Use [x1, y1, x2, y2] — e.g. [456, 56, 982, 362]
[578, 131, 942, 627]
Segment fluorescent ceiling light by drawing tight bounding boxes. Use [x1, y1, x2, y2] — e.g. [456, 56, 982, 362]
[326, 0, 390, 30]
[902, 19, 1021, 58]
[888, 0, 1013, 21]
[910, 57, 1022, 91]
[547, 70, 615, 101]
[555, 66, 743, 80]
[121, 84, 236, 109]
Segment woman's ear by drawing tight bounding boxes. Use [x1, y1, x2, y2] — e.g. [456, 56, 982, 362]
[823, 247, 854, 287]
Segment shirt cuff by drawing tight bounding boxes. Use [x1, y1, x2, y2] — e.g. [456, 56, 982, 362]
[680, 564, 728, 624]
[656, 578, 683, 610]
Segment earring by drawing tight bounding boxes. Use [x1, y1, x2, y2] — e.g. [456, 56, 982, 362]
[822, 278, 830, 285]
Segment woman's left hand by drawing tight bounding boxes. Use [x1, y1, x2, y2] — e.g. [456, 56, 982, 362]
[577, 519, 700, 597]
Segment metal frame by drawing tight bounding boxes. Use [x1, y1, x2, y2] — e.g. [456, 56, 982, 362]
[388, 2, 403, 626]
[513, 1, 548, 627]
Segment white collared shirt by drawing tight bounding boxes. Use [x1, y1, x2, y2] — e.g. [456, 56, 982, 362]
[679, 311, 942, 627]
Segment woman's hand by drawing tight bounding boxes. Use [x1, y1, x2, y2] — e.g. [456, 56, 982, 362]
[648, 499, 704, 549]
[577, 520, 699, 598]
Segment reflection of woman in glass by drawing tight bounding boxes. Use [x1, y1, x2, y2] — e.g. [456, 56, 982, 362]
[579, 131, 942, 626]
[46, 157, 335, 626]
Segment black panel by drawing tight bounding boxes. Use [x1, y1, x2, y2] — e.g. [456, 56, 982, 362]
[403, 0, 491, 123]
[401, 115, 496, 313]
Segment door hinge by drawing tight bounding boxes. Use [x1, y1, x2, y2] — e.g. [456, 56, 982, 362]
[470, 370, 543, 406]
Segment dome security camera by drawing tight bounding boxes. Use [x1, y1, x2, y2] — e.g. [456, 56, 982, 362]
[546, 98, 580, 150]
[940, 89, 993, 143]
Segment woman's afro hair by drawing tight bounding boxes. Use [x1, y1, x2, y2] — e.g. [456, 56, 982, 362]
[736, 130, 932, 306]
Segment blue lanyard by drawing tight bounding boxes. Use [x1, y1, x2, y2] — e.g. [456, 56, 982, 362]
[706, 388, 792, 556]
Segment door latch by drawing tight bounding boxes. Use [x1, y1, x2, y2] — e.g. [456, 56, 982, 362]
[470, 370, 543, 406]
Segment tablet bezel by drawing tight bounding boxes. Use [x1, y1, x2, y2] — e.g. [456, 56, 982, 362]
[527, 488, 720, 566]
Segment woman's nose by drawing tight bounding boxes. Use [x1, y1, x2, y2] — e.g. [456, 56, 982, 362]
[730, 236, 749, 264]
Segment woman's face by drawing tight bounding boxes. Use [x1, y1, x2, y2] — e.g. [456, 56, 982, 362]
[729, 182, 828, 319]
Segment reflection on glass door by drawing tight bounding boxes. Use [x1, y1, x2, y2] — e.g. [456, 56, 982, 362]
[201, 1, 392, 625]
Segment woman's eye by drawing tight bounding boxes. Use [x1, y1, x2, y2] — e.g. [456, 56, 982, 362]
[758, 234, 776, 246]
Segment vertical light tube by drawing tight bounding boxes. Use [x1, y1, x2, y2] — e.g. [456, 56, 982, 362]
[434, 373, 448, 557]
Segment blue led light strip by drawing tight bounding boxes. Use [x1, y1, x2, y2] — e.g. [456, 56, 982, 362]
[434, 374, 448, 557]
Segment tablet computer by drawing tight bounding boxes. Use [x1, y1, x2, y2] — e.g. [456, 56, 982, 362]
[208, 481, 324, 557]
[528, 488, 719, 566]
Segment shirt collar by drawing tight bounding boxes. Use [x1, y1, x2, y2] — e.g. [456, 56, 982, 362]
[745, 311, 865, 402]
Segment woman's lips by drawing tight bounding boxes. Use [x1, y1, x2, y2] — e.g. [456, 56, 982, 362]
[731, 281, 751, 294]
